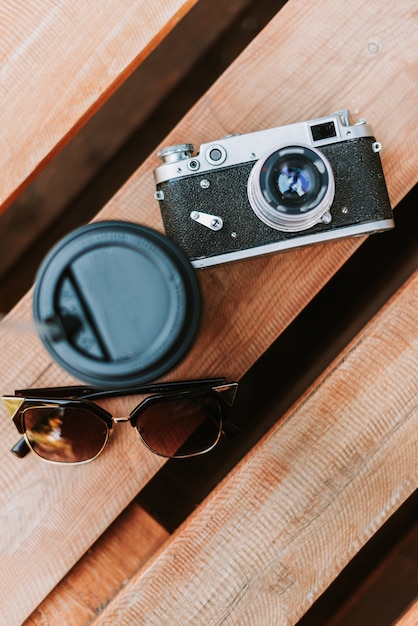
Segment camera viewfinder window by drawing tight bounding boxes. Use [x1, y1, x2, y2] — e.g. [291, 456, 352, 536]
[310, 121, 337, 142]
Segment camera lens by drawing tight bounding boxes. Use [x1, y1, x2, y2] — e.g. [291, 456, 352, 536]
[247, 145, 335, 232]
[274, 159, 319, 210]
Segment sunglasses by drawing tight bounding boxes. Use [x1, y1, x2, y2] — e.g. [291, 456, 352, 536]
[2, 379, 239, 465]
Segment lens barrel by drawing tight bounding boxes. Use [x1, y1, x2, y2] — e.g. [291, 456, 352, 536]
[247, 145, 335, 232]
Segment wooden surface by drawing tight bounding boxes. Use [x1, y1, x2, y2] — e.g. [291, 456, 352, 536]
[395, 601, 418, 626]
[0, 0, 417, 624]
[92, 270, 418, 625]
[24, 504, 169, 625]
[0, 0, 254, 285]
[0, 0, 197, 214]
[326, 511, 418, 625]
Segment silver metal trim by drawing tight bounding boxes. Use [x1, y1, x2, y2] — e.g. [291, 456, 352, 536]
[247, 144, 335, 232]
[190, 211, 223, 231]
[154, 112, 375, 185]
[205, 144, 227, 165]
[157, 144, 194, 163]
[190, 218, 394, 268]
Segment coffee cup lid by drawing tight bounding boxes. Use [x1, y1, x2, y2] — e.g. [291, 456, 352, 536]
[33, 221, 200, 387]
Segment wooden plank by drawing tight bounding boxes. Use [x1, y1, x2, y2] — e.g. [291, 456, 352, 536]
[0, 0, 417, 623]
[326, 516, 418, 625]
[395, 601, 418, 626]
[24, 503, 169, 626]
[91, 270, 418, 626]
[0, 0, 255, 282]
[0, 0, 198, 214]
[0, 343, 172, 626]
[89, 0, 417, 380]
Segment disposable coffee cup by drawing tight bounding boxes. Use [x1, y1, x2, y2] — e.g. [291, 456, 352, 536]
[33, 221, 200, 387]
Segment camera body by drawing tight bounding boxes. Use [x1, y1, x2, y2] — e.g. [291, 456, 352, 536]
[153, 110, 393, 268]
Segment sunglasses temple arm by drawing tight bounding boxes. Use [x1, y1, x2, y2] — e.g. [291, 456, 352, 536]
[11, 437, 31, 458]
[14, 385, 100, 399]
[74, 378, 229, 400]
[14, 378, 228, 400]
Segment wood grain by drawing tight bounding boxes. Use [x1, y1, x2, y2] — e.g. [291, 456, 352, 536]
[0, 0, 197, 213]
[24, 503, 169, 626]
[395, 601, 418, 626]
[328, 516, 418, 625]
[90, 0, 417, 383]
[0, 0, 254, 281]
[0, 0, 417, 624]
[92, 270, 418, 626]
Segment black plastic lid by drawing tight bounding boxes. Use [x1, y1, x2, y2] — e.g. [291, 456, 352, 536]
[33, 221, 200, 387]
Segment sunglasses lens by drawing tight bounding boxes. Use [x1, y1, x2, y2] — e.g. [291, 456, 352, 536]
[136, 396, 222, 458]
[23, 406, 109, 463]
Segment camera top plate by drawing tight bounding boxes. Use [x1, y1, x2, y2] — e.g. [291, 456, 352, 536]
[154, 111, 374, 185]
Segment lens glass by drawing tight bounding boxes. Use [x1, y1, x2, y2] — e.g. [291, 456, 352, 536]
[135, 395, 222, 458]
[261, 147, 328, 214]
[23, 406, 109, 463]
[277, 163, 316, 201]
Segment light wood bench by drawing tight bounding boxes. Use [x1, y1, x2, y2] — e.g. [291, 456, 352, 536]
[91, 268, 418, 625]
[0, 0, 202, 214]
[24, 503, 170, 625]
[0, 0, 253, 284]
[396, 601, 418, 626]
[0, 0, 417, 624]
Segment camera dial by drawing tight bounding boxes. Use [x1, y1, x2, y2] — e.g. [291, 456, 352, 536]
[247, 145, 335, 232]
[157, 144, 194, 164]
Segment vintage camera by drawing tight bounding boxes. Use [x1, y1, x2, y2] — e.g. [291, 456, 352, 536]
[153, 110, 393, 268]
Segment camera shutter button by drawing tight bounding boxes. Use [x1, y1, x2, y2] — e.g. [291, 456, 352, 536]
[209, 148, 222, 161]
[206, 144, 227, 165]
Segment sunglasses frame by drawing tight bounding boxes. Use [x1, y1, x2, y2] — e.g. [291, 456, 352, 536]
[3, 378, 238, 464]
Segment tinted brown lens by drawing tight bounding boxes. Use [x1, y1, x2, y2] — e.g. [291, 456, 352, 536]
[136, 396, 222, 457]
[23, 406, 108, 463]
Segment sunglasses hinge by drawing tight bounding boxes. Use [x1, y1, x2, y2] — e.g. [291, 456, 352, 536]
[213, 383, 238, 407]
[2, 396, 25, 420]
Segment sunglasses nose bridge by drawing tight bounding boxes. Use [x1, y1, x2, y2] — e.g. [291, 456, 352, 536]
[112, 416, 130, 423]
